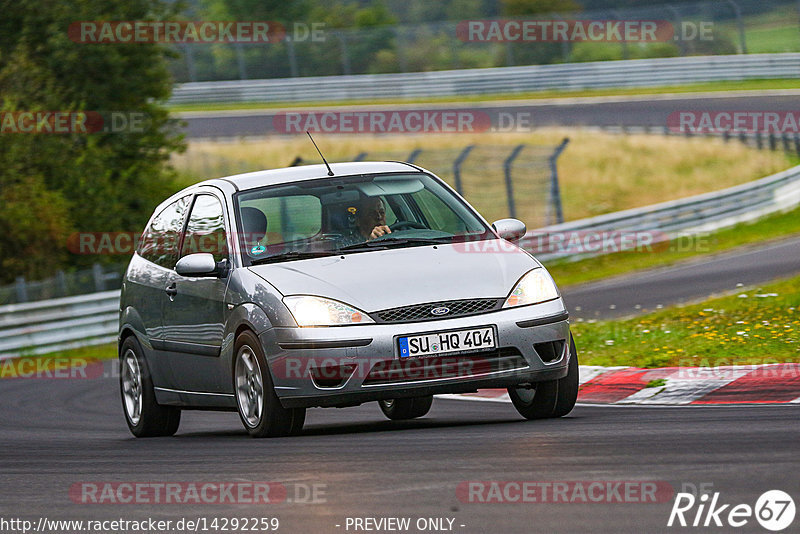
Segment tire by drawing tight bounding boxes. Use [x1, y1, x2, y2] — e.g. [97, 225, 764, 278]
[234, 331, 305, 438]
[379, 396, 433, 420]
[508, 335, 579, 420]
[119, 336, 181, 437]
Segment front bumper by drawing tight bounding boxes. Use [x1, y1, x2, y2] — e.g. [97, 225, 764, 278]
[260, 299, 571, 409]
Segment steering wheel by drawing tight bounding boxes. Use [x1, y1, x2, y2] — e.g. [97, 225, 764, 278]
[390, 220, 426, 231]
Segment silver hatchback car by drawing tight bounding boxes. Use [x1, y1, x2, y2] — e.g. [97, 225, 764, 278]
[119, 161, 578, 438]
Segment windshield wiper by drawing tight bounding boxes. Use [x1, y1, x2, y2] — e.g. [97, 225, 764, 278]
[338, 236, 451, 251]
[250, 250, 337, 264]
[337, 241, 391, 251]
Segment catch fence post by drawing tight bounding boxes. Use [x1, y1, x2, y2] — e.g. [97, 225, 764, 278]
[55, 271, 67, 297]
[286, 39, 299, 77]
[15, 276, 27, 303]
[503, 145, 526, 219]
[338, 33, 351, 75]
[235, 44, 247, 80]
[183, 45, 197, 82]
[548, 138, 570, 225]
[92, 264, 105, 293]
[453, 145, 475, 196]
[726, 0, 748, 54]
[407, 149, 422, 164]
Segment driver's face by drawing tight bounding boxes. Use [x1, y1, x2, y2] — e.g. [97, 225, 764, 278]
[360, 198, 386, 227]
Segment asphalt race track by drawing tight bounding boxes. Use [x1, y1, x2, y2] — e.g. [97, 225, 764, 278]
[561, 236, 800, 320]
[1, 92, 798, 533]
[180, 92, 800, 138]
[1, 374, 798, 533]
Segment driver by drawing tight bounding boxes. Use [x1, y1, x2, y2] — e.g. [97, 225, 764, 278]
[354, 196, 391, 241]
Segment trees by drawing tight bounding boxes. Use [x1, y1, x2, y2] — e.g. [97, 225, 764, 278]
[0, 0, 183, 283]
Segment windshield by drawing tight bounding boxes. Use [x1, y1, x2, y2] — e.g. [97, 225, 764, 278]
[234, 172, 492, 264]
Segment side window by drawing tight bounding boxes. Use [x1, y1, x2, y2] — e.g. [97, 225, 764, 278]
[379, 196, 398, 225]
[240, 194, 321, 245]
[411, 188, 465, 234]
[180, 194, 228, 263]
[138, 196, 190, 268]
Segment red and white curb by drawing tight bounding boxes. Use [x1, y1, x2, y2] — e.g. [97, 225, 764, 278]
[439, 364, 800, 405]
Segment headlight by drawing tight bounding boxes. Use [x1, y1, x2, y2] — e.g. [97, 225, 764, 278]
[503, 268, 559, 308]
[283, 295, 374, 327]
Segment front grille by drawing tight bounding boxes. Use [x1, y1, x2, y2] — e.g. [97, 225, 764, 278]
[372, 298, 503, 323]
[362, 348, 528, 385]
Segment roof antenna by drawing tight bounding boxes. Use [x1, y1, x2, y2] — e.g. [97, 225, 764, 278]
[306, 131, 334, 176]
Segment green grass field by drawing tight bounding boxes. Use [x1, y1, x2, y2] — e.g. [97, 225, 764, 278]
[573, 273, 800, 368]
[746, 25, 800, 53]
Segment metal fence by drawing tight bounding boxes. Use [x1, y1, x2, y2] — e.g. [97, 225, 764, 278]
[0, 264, 125, 306]
[169, 52, 800, 105]
[588, 125, 800, 159]
[0, 290, 119, 360]
[175, 142, 570, 230]
[528, 163, 800, 262]
[168, 0, 799, 83]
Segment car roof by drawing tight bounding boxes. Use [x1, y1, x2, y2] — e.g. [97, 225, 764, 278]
[202, 161, 423, 192]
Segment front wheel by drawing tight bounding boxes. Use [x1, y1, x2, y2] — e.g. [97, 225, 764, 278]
[234, 331, 305, 438]
[508, 335, 579, 419]
[379, 396, 433, 420]
[120, 336, 181, 437]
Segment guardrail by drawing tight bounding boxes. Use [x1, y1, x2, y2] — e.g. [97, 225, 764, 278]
[0, 290, 119, 360]
[2, 163, 800, 359]
[525, 164, 800, 262]
[169, 53, 800, 104]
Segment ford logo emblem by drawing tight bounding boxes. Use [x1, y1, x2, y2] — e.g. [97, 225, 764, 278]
[430, 307, 450, 316]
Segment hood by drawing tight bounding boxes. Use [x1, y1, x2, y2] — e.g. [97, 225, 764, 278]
[247, 240, 540, 312]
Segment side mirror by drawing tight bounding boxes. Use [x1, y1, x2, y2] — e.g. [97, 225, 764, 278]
[175, 253, 219, 277]
[492, 218, 526, 242]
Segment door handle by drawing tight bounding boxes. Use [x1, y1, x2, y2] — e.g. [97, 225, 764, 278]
[165, 282, 177, 297]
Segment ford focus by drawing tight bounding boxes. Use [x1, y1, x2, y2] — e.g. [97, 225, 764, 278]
[118, 161, 577, 438]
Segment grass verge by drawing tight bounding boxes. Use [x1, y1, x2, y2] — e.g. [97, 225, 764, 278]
[169, 79, 800, 113]
[546, 204, 800, 288]
[572, 274, 800, 368]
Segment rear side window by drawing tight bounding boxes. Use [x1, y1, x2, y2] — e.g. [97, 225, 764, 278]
[239, 193, 322, 246]
[138, 196, 190, 268]
[180, 195, 228, 263]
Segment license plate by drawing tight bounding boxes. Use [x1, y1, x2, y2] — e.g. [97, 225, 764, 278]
[398, 327, 495, 358]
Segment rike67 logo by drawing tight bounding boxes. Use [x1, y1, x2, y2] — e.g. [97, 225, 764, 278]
[668, 489, 795, 531]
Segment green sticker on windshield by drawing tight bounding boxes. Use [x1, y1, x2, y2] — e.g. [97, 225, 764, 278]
[251, 245, 266, 255]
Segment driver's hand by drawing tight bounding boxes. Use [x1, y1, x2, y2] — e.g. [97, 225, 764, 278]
[369, 225, 391, 240]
